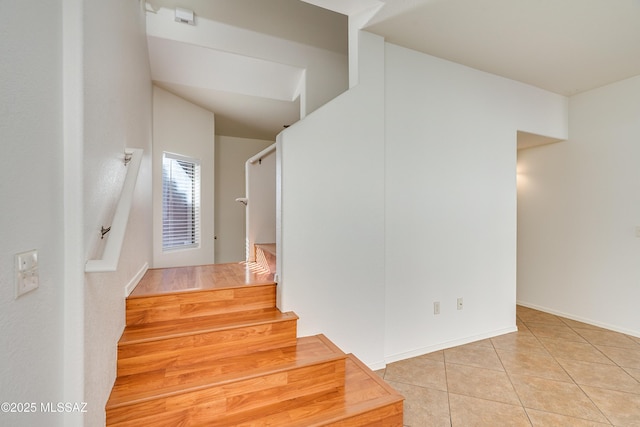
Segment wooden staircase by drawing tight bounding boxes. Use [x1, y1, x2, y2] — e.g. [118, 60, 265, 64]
[106, 264, 403, 426]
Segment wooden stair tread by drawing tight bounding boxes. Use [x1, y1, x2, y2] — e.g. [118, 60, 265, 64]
[107, 354, 403, 427]
[119, 308, 297, 345]
[178, 354, 404, 427]
[302, 354, 404, 426]
[108, 359, 348, 426]
[128, 282, 276, 300]
[129, 263, 275, 297]
[107, 335, 345, 408]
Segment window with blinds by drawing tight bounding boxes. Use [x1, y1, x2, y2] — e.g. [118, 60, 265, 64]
[162, 152, 201, 251]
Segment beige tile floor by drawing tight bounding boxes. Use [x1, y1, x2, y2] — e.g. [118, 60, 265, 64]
[377, 305, 640, 426]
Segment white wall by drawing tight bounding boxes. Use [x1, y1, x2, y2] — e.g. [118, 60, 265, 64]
[215, 136, 273, 263]
[0, 1, 65, 425]
[0, 1, 152, 426]
[152, 86, 215, 268]
[279, 31, 387, 367]
[279, 33, 568, 368]
[83, 1, 153, 426]
[517, 75, 640, 337]
[383, 44, 567, 362]
[247, 150, 277, 262]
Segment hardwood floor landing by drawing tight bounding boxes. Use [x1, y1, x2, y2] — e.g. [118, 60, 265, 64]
[130, 262, 274, 297]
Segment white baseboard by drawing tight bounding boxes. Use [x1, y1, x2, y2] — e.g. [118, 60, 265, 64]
[517, 300, 640, 339]
[125, 262, 148, 297]
[366, 360, 387, 371]
[383, 326, 517, 366]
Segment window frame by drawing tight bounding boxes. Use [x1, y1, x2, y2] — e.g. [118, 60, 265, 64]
[161, 152, 201, 252]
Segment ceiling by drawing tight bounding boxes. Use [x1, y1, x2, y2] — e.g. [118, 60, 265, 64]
[145, 0, 640, 140]
[145, 0, 347, 140]
[365, 0, 640, 97]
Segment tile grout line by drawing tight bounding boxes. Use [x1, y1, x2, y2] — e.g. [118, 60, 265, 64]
[559, 314, 637, 425]
[442, 351, 453, 427]
[490, 321, 534, 426]
[382, 305, 638, 426]
[519, 310, 614, 426]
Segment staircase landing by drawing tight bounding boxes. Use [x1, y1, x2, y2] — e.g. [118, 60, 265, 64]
[130, 262, 274, 296]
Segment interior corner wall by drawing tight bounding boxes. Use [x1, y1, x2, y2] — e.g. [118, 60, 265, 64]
[215, 136, 273, 263]
[278, 32, 567, 368]
[0, 1, 65, 426]
[279, 31, 387, 368]
[152, 86, 215, 268]
[517, 75, 640, 337]
[82, 1, 153, 426]
[383, 43, 568, 361]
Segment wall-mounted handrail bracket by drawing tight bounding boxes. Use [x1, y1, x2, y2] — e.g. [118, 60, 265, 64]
[248, 143, 276, 165]
[86, 148, 143, 273]
[101, 226, 111, 239]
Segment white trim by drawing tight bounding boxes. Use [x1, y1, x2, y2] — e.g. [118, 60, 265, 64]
[383, 326, 517, 365]
[125, 262, 149, 297]
[63, 0, 85, 424]
[275, 137, 283, 309]
[366, 360, 387, 371]
[85, 148, 143, 272]
[517, 300, 640, 339]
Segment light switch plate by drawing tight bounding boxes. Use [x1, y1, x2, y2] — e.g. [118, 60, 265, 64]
[16, 250, 39, 298]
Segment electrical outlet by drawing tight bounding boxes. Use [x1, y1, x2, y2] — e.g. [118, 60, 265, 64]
[15, 250, 39, 298]
[434, 301, 440, 315]
[457, 297, 463, 310]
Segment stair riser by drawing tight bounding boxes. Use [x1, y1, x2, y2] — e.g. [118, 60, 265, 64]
[321, 402, 404, 427]
[117, 320, 297, 377]
[126, 285, 276, 326]
[107, 359, 346, 426]
[162, 336, 342, 382]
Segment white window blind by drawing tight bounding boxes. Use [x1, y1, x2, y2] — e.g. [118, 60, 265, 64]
[162, 152, 201, 251]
